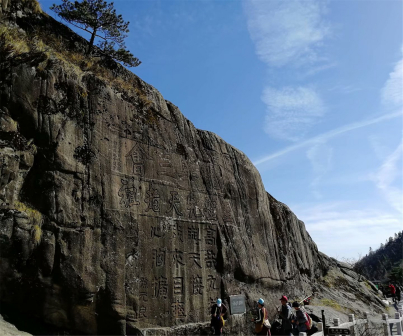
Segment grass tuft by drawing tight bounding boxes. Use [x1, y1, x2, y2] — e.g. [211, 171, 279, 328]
[33, 224, 42, 244]
[14, 201, 43, 245]
[14, 201, 43, 226]
[319, 298, 342, 311]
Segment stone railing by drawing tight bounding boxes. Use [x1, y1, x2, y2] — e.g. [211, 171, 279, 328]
[299, 309, 403, 336]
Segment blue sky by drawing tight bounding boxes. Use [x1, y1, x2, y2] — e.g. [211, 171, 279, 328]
[41, 0, 403, 260]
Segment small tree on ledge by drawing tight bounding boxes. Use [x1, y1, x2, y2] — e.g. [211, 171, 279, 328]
[50, 0, 141, 67]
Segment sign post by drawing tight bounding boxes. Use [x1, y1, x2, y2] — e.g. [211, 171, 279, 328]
[229, 295, 246, 315]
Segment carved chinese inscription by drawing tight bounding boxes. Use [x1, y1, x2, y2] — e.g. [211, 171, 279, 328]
[188, 225, 201, 244]
[173, 277, 184, 295]
[139, 306, 147, 318]
[205, 225, 216, 246]
[166, 191, 183, 216]
[172, 249, 185, 268]
[153, 276, 168, 299]
[205, 250, 217, 268]
[118, 177, 139, 208]
[188, 252, 202, 269]
[158, 153, 175, 178]
[187, 193, 203, 219]
[171, 300, 186, 319]
[120, 120, 132, 139]
[139, 277, 148, 302]
[151, 225, 165, 238]
[139, 291, 148, 302]
[207, 275, 218, 290]
[173, 222, 184, 242]
[145, 183, 160, 212]
[191, 275, 204, 295]
[153, 248, 166, 267]
[125, 142, 150, 176]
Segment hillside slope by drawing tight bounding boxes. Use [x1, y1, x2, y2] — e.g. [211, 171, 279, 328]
[355, 232, 403, 284]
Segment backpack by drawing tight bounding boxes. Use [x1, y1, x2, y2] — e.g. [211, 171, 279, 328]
[286, 303, 296, 322]
[304, 312, 313, 330]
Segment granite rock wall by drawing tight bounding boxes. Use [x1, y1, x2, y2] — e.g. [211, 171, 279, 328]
[0, 5, 385, 335]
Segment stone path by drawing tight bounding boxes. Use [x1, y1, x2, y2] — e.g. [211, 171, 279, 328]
[388, 296, 403, 336]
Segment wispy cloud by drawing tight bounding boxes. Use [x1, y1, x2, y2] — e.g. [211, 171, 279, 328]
[382, 48, 403, 110]
[302, 61, 337, 77]
[327, 85, 362, 95]
[292, 202, 402, 258]
[371, 141, 403, 214]
[306, 142, 333, 199]
[263, 87, 326, 141]
[245, 0, 330, 68]
[253, 111, 402, 165]
[245, 0, 333, 142]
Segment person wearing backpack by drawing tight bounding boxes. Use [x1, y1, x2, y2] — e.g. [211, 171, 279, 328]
[252, 298, 271, 335]
[278, 296, 293, 336]
[290, 301, 308, 335]
[210, 298, 227, 335]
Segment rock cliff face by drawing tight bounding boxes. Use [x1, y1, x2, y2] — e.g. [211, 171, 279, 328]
[0, 3, 386, 335]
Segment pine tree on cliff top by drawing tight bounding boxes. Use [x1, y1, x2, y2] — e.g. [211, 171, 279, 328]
[51, 0, 141, 67]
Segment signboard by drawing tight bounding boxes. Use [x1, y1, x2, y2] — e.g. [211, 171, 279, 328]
[229, 295, 246, 315]
[329, 328, 351, 335]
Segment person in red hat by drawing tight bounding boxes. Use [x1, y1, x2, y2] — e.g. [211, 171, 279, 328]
[278, 295, 293, 336]
[389, 284, 396, 303]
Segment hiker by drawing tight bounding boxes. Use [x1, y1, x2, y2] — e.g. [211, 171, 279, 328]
[290, 301, 308, 335]
[211, 298, 227, 335]
[389, 283, 396, 303]
[252, 298, 271, 335]
[278, 295, 293, 336]
[396, 285, 402, 302]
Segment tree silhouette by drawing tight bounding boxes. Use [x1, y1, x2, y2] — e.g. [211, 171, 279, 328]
[51, 0, 141, 67]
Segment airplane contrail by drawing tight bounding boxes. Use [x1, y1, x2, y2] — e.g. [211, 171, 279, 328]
[253, 110, 402, 166]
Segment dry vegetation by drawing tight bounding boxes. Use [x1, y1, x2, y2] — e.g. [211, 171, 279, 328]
[0, 16, 154, 121]
[22, 0, 42, 13]
[14, 201, 43, 245]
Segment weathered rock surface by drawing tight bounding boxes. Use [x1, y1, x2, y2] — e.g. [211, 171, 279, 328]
[0, 2, 386, 335]
[0, 314, 33, 336]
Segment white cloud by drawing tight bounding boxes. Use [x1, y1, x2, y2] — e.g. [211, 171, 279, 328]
[371, 141, 403, 214]
[292, 202, 402, 259]
[245, 0, 330, 67]
[253, 110, 402, 165]
[382, 50, 403, 109]
[263, 86, 325, 141]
